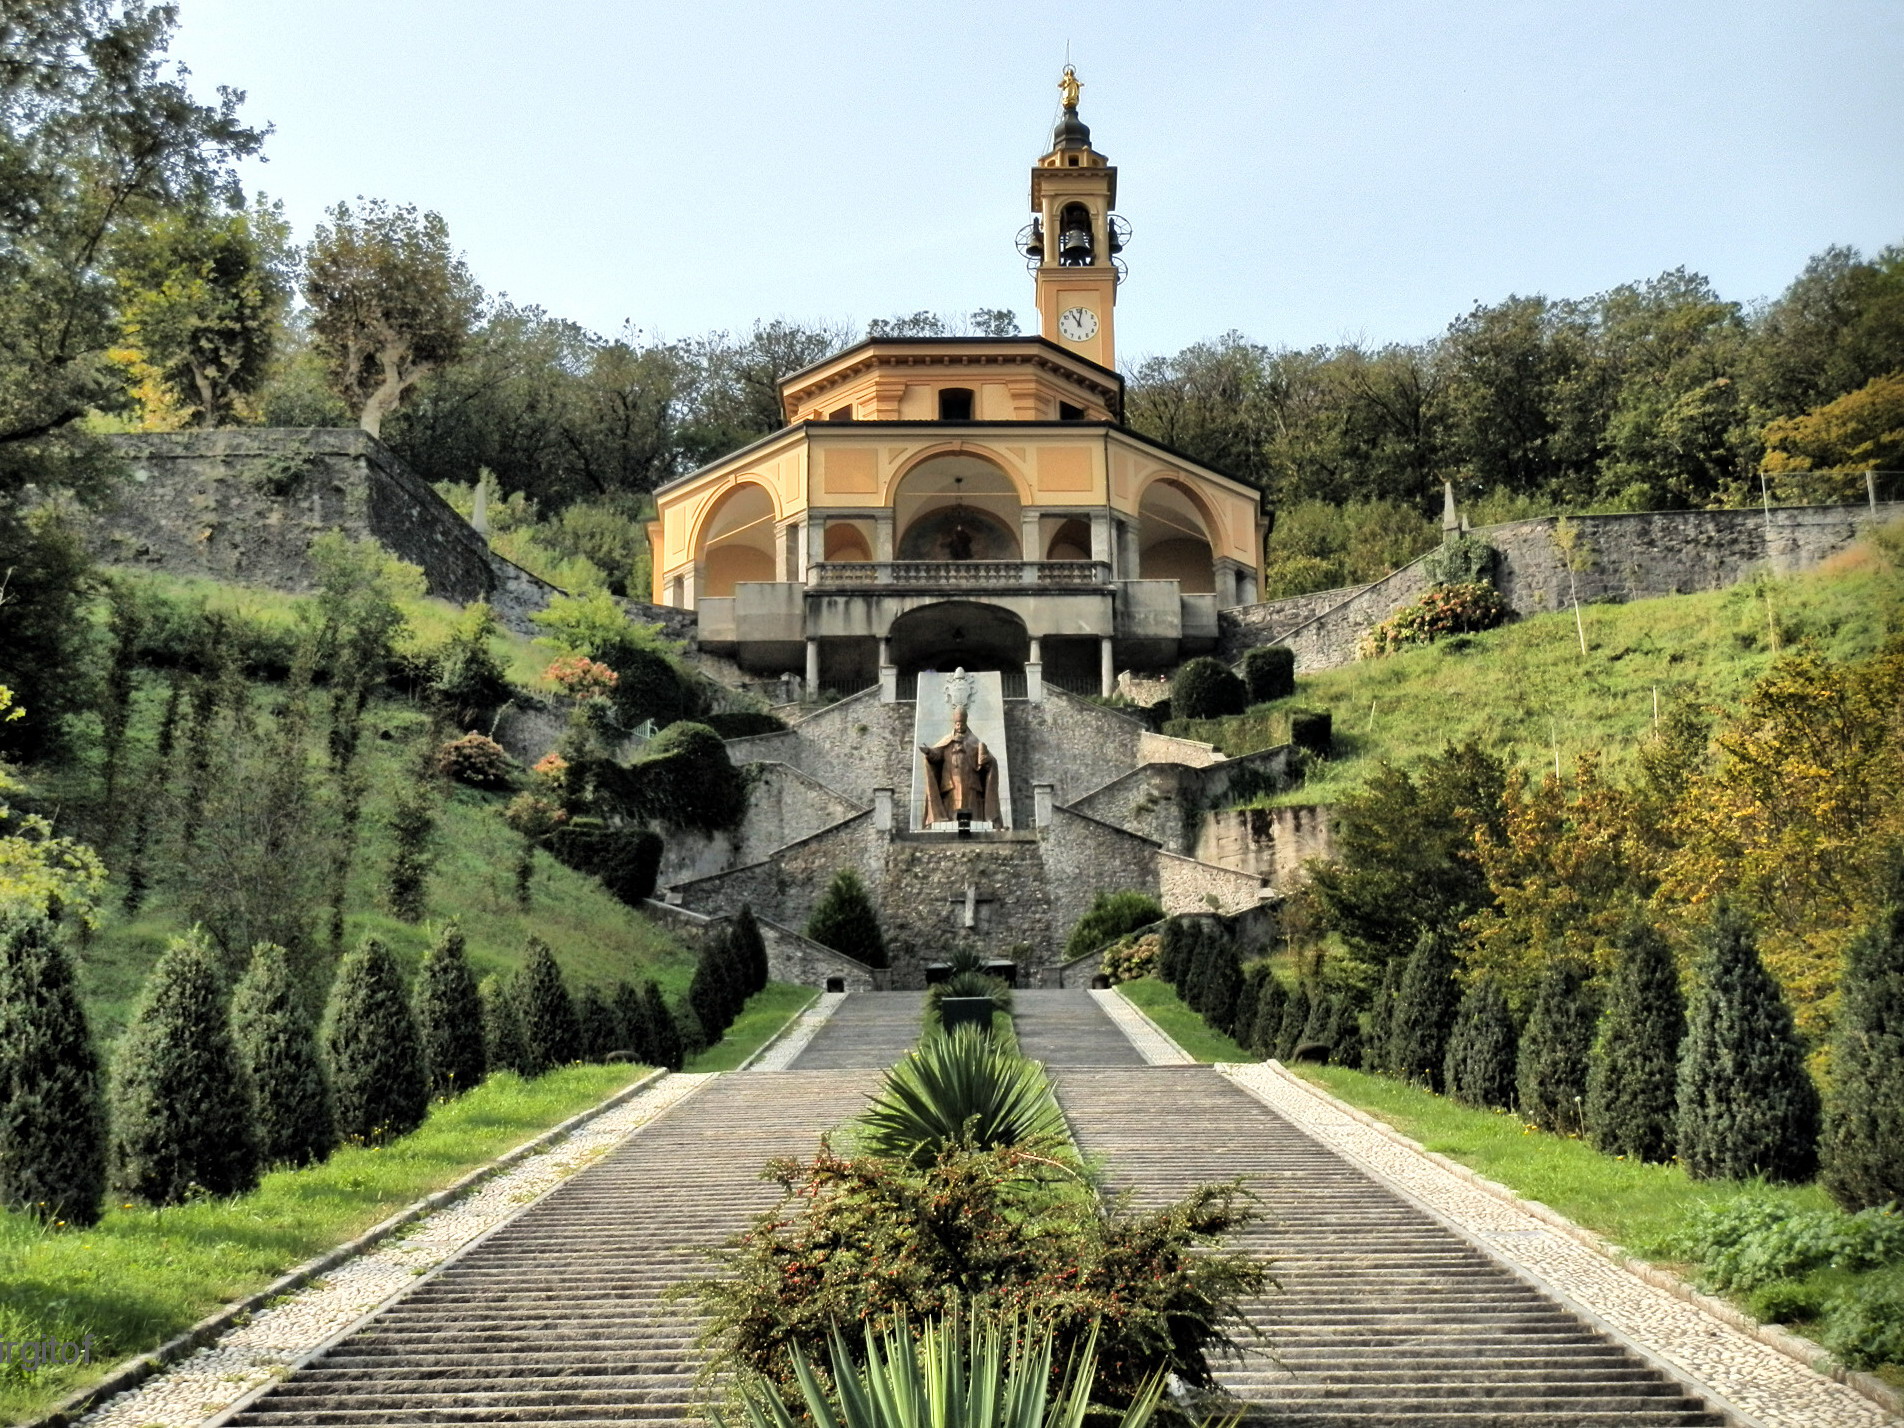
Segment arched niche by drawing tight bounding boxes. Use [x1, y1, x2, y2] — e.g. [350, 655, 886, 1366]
[888, 599, 1030, 674]
[696, 482, 777, 597]
[1137, 478, 1216, 594]
[893, 453, 1023, 562]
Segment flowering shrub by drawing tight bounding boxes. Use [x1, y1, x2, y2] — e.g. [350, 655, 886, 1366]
[531, 752, 568, 787]
[436, 732, 516, 789]
[1100, 933, 1159, 985]
[502, 792, 567, 838]
[1358, 581, 1510, 658]
[545, 654, 619, 700]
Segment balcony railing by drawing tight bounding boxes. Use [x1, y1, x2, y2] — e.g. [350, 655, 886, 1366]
[810, 560, 1111, 589]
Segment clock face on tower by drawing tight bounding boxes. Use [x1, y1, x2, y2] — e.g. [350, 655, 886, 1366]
[1057, 306, 1099, 342]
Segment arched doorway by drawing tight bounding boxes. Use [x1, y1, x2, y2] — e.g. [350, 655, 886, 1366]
[696, 483, 777, 597]
[894, 454, 1023, 562]
[887, 600, 1030, 677]
[1138, 479, 1216, 593]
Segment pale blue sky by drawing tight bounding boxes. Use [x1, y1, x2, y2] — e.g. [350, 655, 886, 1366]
[171, 0, 1904, 362]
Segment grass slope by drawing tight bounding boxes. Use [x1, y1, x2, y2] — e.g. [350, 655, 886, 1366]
[1117, 978, 1248, 1062]
[1170, 543, 1902, 805]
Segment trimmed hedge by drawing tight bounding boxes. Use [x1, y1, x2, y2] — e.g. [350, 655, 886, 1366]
[1170, 657, 1248, 720]
[548, 819, 664, 906]
[1241, 646, 1295, 703]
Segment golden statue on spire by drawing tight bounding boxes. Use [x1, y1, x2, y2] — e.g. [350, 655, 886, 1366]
[1058, 64, 1081, 109]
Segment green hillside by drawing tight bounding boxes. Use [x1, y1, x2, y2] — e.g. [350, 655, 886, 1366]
[1169, 530, 1904, 806]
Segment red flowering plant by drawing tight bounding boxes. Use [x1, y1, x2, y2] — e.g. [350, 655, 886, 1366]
[546, 654, 620, 699]
[686, 1136, 1265, 1412]
[1358, 581, 1511, 658]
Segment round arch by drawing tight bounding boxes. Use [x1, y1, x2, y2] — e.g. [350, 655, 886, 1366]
[1136, 475, 1218, 594]
[883, 442, 1032, 507]
[887, 600, 1030, 675]
[694, 480, 779, 597]
[892, 452, 1024, 562]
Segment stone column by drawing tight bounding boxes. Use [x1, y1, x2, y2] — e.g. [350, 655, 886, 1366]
[1099, 637, 1115, 697]
[804, 518, 826, 583]
[805, 638, 821, 697]
[1021, 509, 1042, 562]
[878, 636, 897, 703]
[1025, 636, 1043, 702]
[1118, 519, 1141, 579]
[874, 511, 895, 565]
[1090, 511, 1113, 567]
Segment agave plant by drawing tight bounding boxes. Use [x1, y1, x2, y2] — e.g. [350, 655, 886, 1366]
[715, 1312, 1167, 1428]
[929, 968, 1015, 1019]
[858, 1026, 1068, 1166]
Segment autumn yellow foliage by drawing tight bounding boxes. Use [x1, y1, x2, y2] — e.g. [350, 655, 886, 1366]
[0, 685, 107, 923]
[1760, 370, 1904, 504]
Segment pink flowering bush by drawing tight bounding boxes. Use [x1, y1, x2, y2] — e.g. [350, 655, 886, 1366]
[1358, 581, 1510, 658]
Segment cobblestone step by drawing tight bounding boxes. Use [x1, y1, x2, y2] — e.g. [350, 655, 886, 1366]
[1052, 1063, 1726, 1428]
[224, 1069, 875, 1428]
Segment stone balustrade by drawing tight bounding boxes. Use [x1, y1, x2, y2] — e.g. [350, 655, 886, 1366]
[810, 559, 1111, 589]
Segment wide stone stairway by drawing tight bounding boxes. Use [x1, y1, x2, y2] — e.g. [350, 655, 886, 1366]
[220, 991, 1727, 1427]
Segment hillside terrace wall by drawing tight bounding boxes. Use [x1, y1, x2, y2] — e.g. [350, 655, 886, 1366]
[1220, 502, 1904, 672]
[1193, 803, 1335, 889]
[655, 762, 865, 887]
[1067, 744, 1298, 854]
[640, 900, 881, 991]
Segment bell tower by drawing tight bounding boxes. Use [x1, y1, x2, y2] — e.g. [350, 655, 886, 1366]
[1024, 66, 1123, 372]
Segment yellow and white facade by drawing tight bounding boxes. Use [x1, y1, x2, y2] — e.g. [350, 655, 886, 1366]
[647, 70, 1266, 696]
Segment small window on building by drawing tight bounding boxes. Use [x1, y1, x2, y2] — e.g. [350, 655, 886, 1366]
[938, 388, 975, 421]
[828, 405, 854, 422]
[1067, 155, 1080, 166]
[1058, 402, 1085, 421]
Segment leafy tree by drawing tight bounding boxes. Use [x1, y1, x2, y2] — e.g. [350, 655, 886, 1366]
[303, 199, 481, 437]
[643, 979, 684, 1070]
[110, 929, 258, 1203]
[676, 319, 853, 465]
[231, 941, 333, 1168]
[385, 741, 441, 923]
[324, 936, 428, 1144]
[1745, 242, 1904, 419]
[111, 197, 290, 425]
[805, 869, 888, 969]
[1676, 907, 1820, 1183]
[515, 938, 580, 1075]
[1515, 959, 1599, 1135]
[1760, 371, 1904, 504]
[0, 906, 105, 1224]
[1584, 921, 1685, 1163]
[1390, 930, 1460, 1090]
[414, 923, 485, 1098]
[1309, 743, 1508, 970]
[1823, 878, 1904, 1211]
[1064, 890, 1163, 963]
[479, 972, 526, 1076]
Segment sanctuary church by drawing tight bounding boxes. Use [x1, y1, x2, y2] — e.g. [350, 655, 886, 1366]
[646, 69, 1266, 698]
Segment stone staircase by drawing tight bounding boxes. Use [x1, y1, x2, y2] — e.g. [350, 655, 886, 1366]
[1052, 1064, 1726, 1427]
[221, 1070, 875, 1428]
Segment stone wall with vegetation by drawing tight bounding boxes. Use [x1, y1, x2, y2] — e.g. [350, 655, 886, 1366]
[656, 762, 864, 887]
[1158, 850, 1270, 916]
[1193, 803, 1335, 889]
[1067, 745, 1298, 854]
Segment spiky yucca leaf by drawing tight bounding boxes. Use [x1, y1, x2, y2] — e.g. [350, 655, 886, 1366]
[858, 1027, 1068, 1166]
[716, 1313, 1165, 1428]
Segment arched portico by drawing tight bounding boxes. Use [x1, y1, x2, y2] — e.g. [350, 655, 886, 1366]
[892, 453, 1024, 561]
[694, 481, 778, 599]
[1136, 477, 1217, 594]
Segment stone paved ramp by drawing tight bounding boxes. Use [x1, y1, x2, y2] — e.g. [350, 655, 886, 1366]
[1054, 1062, 1726, 1428]
[785, 990, 923, 1068]
[1012, 988, 1147, 1066]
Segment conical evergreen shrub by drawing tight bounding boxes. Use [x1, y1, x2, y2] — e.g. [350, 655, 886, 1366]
[1365, 959, 1403, 1073]
[1240, 961, 1271, 1029]
[1677, 907, 1820, 1183]
[804, 869, 887, 968]
[1157, 918, 1194, 991]
[0, 907, 106, 1225]
[480, 973, 526, 1076]
[413, 923, 484, 1099]
[1275, 980, 1310, 1062]
[1202, 929, 1243, 1038]
[577, 986, 620, 1060]
[1301, 982, 1333, 1046]
[516, 939, 580, 1075]
[733, 904, 770, 998]
[1326, 993, 1365, 1068]
[1517, 959, 1599, 1135]
[110, 929, 258, 1204]
[1391, 931, 1460, 1090]
[1248, 972, 1287, 1059]
[689, 928, 739, 1044]
[231, 941, 334, 1168]
[612, 980, 654, 1066]
[643, 980, 684, 1070]
[325, 936, 428, 1145]
[1585, 921, 1685, 1163]
[1824, 888, 1904, 1210]
[1444, 977, 1517, 1111]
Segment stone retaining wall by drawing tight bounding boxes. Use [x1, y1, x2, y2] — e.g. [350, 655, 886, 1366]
[640, 900, 881, 990]
[1193, 803, 1335, 889]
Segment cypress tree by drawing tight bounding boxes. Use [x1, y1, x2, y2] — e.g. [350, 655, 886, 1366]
[1202, 928, 1243, 1038]
[0, 907, 106, 1225]
[1275, 980, 1311, 1062]
[110, 930, 258, 1204]
[643, 979, 684, 1070]
[414, 923, 485, 1099]
[516, 938, 581, 1075]
[1326, 993, 1365, 1068]
[480, 973, 526, 1076]
[612, 980, 655, 1066]
[231, 941, 334, 1168]
[803, 869, 888, 969]
[1517, 959, 1599, 1134]
[1585, 921, 1685, 1163]
[384, 743, 440, 923]
[1444, 977, 1518, 1111]
[1301, 982, 1333, 1046]
[689, 928, 737, 1044]
[1248, 972, 1287, 1059]
[733, 904, 770, 998]
[1391, 930, 1460, 1090]
[577, 986, 620, 1060]
[1824, 890, 1904, 1211]
[1157, 918, 1193, 990]
[1365, 959, 1403, 1073]
[1677, 906, 1820, 1183]
[324, 936, 428, 1145]
[1239, 963, 1271, 1044]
